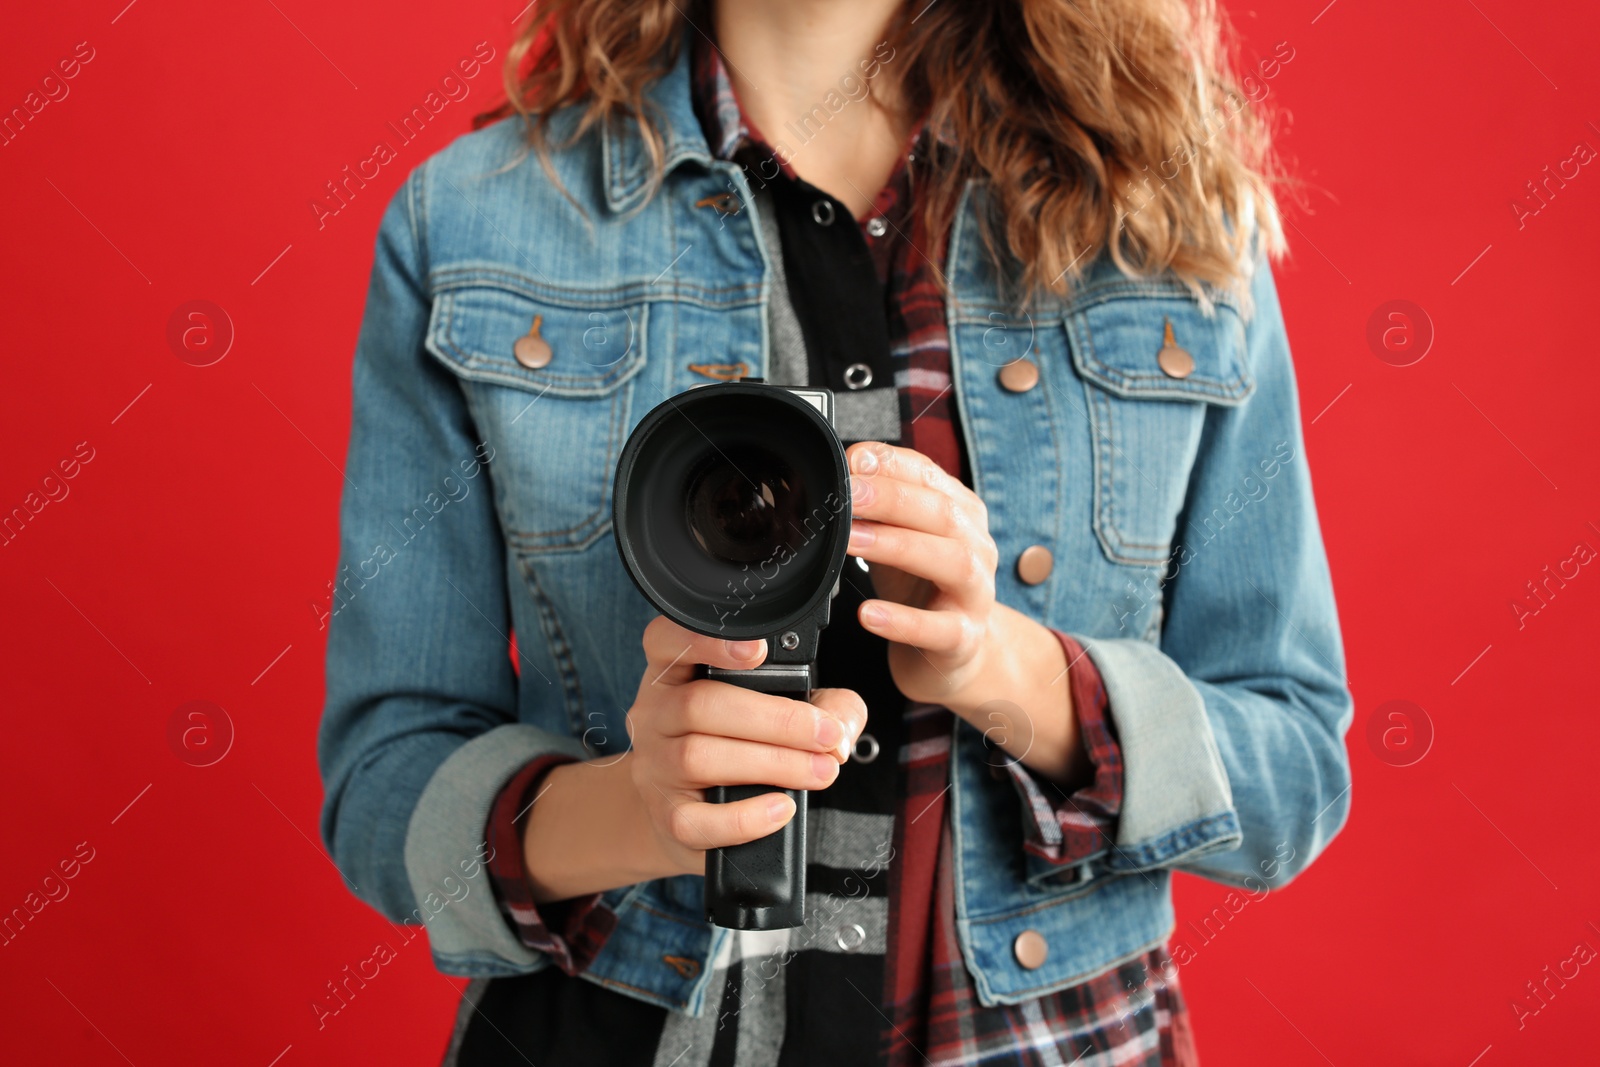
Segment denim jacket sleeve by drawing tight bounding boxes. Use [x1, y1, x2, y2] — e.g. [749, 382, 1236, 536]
[1074, 256, 1354, 888]
[317, 170, 589, 969]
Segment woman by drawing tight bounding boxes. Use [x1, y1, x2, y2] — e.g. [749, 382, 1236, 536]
[319, 0, 1352, 1063]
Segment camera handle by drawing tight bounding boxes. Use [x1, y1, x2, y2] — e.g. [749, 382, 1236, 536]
[696, 661, 815, 930]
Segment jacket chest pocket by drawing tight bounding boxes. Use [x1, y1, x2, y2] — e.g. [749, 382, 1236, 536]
[425, 276, 648, 556]
[1065, 295, 1253, 568]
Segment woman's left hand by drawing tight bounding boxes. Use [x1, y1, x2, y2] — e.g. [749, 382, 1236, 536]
[844, 441, 1003, 707]
[844, 441, 1086, 784]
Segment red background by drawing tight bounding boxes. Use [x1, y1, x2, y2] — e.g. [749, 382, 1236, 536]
[3, 1, 1597, 1063]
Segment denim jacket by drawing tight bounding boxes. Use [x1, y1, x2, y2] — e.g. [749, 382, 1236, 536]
[318, 40, 1353, 1015]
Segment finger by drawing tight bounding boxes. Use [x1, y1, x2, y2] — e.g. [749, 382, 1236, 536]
[848, 441, 987, 534]
[641, 615, 767, 687]
[848, 520, 995, 606]
[847, 441, 963, 499]
[672, 733, 842, 791]
[666, 681, 846, 755]
[809, 688, 869, 762]
[858, 598, 970, 655]
[850, 472, 985, 539]
[661, 792, 797, 851]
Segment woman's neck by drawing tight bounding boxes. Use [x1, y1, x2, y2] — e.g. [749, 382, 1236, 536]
[712, 0, 911, 217]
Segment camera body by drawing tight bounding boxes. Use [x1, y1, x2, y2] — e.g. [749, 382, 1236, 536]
[612, 379, 852, 930]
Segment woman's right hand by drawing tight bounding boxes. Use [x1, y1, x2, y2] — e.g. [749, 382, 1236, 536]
[629, 615, 868, 878]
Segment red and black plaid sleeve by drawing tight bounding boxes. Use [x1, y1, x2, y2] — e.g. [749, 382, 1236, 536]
[1003, 631, 1124, 866]
[484, 755, 619, 975]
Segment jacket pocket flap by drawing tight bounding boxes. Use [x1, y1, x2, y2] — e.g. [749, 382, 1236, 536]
[1067, 297, 1252, 405]
[426, 275, 647, 398]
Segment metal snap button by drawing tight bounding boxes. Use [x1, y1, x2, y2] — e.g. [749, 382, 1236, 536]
[1157, 318, 1194, 379]
[1016, 545, 1053, 586]
[835, 923, 867, 952]
[514, 315, 553, 369]
[851, 733, 880, 764]
[842, 362, 874, 390]
[812, 199, 836, 226]
[865, 216, 888, 238]
[1013, 929, 1049, 970]
[997, 358, 1039, 393]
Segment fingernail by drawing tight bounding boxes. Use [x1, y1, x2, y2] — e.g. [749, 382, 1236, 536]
[815, 714, 843, 751]
[850, 476, 874, 506]
[840, 718, 864, 762]
[766, 793, 794, 823]
[811, 753, 837, 780]
[848, 523, 875, 550]
[728, 640, 763, 661]
[853, 448, 879, 475]
[860, 602, 888, 626]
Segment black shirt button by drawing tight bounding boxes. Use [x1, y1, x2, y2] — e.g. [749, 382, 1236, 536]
[811, 199, 836, 226]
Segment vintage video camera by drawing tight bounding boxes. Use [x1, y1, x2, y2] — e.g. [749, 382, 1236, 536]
[613, 379, 852, 930]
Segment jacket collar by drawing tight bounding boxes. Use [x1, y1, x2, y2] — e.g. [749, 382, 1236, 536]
[602, 34, 714, 213]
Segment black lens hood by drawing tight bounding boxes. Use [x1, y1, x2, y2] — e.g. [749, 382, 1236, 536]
[612, 381, 851, 643]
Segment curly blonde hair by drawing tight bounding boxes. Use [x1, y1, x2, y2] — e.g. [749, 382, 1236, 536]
[479, 0, 1285, 304]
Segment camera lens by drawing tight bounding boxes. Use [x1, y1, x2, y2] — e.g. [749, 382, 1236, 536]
[614, 381, 851, 640]
[684, 447, 807, 565]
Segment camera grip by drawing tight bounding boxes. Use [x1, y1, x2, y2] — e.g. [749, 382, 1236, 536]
[699, 664, 811, 930]
[705, 783, 806, 929]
